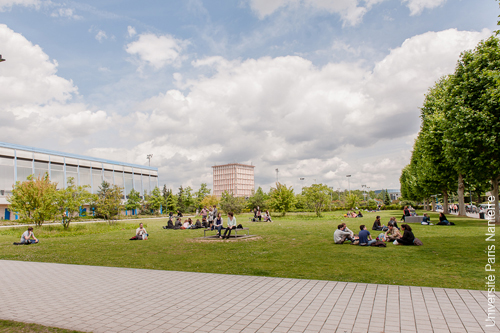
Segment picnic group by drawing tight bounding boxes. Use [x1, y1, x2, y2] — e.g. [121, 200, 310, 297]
[334, 216, 423, 247]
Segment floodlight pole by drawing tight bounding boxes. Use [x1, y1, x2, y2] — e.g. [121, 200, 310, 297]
[276, 168, 279, 183]
[147, 154, 153, 166]
[346, 175, 351, 195]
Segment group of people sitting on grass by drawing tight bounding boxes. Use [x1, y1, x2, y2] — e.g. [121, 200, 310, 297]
[343, 211, 363, 218]
[251, 207, 273, 222]
[161, 212, 239, 239]
[334, 219, 421, 246]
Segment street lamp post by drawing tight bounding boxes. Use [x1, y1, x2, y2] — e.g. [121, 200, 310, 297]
[337, 188, 341, 201]
[276, 168, 279, 183]
[361, 184, 367, 202]
[147, 154, 153, 166]
[346, 175, 351, 195]
[299, 177, 305, 193]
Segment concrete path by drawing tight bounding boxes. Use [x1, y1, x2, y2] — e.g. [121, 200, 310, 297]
[0, 260, 497, 333]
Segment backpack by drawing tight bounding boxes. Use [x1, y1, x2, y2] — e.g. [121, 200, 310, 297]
[237, 224, 243, 229]
[370, 241, 386, 247]
[413, 238, 423, 246]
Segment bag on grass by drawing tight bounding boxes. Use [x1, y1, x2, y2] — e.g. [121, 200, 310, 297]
[237, 224, 243, 229]
[413, 238, 423, 246]
[370, 241, 386, 247]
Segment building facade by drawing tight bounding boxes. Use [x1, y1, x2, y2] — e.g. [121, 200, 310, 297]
[212, 163, 254, 198]
[0, 142, 158, 220]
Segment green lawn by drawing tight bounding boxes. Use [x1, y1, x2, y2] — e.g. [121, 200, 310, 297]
[0, 319, 85, 332]
[0, 210, 490, 290]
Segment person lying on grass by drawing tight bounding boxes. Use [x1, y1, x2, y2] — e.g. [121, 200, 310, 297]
[334, 224, 355, 244]
[130, 223, 148, 240]
[394, 224, 415, 245]
[15, 227, 39, 244]
[384, 222, 402, 242]
[358, 225, 376, 246]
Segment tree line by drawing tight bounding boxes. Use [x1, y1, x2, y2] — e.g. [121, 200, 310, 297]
[400, 35, 500, 223]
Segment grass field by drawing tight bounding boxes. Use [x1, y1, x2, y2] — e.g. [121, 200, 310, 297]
[0, 319, 84, 332]
[0, 210, 490, 290]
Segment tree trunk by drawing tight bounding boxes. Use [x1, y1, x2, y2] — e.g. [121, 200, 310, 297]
[492, 176, 499, 224]
[431, 199, 436, 212]
[425, 198, 430, 211]
[443, 190, 449, 213]
[458, 174, 467, 216]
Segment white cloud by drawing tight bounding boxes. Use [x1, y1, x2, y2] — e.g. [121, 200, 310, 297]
[0, 0, 39, 11]
[247, 0, 383, 26]
[127, 26, 136, 37]
[0, 24, 111, 147]
[95, 30, 107, 42]
[402, 0, 447, 16]
[50, 7, 82, 19]
[105, 28, 489, 190]
[125, 33, 190, 70]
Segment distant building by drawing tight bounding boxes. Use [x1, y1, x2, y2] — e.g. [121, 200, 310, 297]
[373, 189, 401, 201]
[0, 141, 158, 220]
[212, 163, 255, 198]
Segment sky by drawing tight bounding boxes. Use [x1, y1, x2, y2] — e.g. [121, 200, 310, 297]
[0, 0, 497, 193]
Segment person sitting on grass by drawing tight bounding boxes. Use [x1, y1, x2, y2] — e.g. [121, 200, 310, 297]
[130, 223, 148, 240]
[387, 216, 399, 229]
[421, 213, 433, 225]
[384, 222, 402, 242]
[372, 216, 385, 231]
[222, 212, 236, 239]
[211, 213, 224, 237]
[341, 223, 356, 240]
[163, 217, 174, 229]
[350, 211, 358, 218]
[181, 218, 193, 229]
[334, 224, 355, 244]
[16, 227, 39, 244]
[394, 224, 415, 245]
[264, 210, 272, 222]
[437, 213, 450, 225]
[174, 217, 182, 229]
[358, 225, 376, 246]
[357, 211, 363, 218]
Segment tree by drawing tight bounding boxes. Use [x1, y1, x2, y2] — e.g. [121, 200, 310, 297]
[7, 173, 57, 226]
[302, 184, 330, 217]
[417, 77, 457, 213]
[268, 182, 296, 216]
[125, 189, 142, 212]
[55, 177, 92, 229]
[166, 191, 177, 212]
[177, 186, 185, 212]
[444, 36, 500, 222]
[247, 187, 268, 210]
[200, 194, 220, 208]
[383, 189, 391, 205]
[95, 181, 123, 222]
[148, 187, 164, 215]
[194, 183, 211, 208]
[219, 191, 245, 214]
[345, 193, 359, 209]
[184, 186, 195, 212]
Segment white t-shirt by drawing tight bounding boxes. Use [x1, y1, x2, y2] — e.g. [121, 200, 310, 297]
[136, 227, 147, 235]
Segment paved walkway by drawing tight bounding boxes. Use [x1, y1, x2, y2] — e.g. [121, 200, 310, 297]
[0, 260, 497, 333]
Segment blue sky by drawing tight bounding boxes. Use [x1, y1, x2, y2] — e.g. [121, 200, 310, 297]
[0, 0, 497, 192]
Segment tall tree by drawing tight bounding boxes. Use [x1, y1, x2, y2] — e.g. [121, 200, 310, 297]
[302, 184, 330, 217]
[7, 173, 57, 226]
[268, 182, 297, 217]
[247, 187, 268, 210]
[219, 190, 245, 214]
[95, 181, 123, 222]
[444, 36, 500, 222]
[55, 177, 92, 229]
[194, 183, 211, 209]
[148, 187, 164, 215]
[125, 189, 142, 212]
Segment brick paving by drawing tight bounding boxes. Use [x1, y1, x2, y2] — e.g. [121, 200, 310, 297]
[0, 260, 498, 333]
